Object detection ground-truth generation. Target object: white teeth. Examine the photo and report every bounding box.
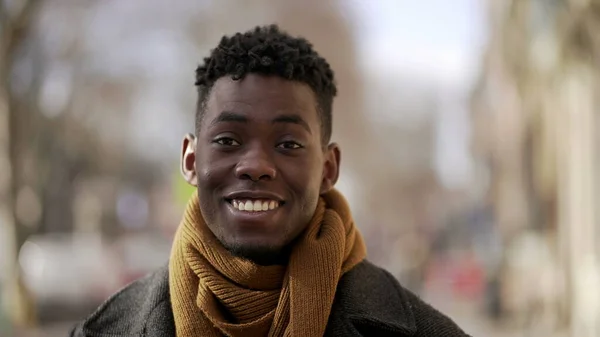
[231,199,280,212]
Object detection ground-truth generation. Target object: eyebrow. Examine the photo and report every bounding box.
[210,111,312,134]
[272,114,312,134]
[209,111,248,127]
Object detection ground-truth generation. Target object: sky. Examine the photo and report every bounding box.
[348,0,488,189]
[350,0,487,87]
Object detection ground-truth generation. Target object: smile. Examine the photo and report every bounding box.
[229,199,281,212]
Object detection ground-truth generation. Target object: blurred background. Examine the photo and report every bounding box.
[1,0,598,336]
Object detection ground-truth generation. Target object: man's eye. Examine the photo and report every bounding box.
[277,141,302,149]
[214,138,240,146]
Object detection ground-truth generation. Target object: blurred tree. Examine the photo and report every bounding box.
[0,0,42,328]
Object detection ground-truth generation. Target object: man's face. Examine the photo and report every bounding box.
[181,74,339,264]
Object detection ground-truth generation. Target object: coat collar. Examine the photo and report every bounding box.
[78,261,416,337]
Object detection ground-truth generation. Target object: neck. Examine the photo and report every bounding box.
[227,244,292,266]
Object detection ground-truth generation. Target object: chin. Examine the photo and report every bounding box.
[222,238,289,265]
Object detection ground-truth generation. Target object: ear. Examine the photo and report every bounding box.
[320,143,341,194]
[180,133,198,186]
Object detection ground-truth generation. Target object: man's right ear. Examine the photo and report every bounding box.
[180,133,198,186]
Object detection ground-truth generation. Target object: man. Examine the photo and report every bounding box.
[71,25,470,337]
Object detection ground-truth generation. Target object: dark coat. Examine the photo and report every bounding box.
[70,260,470,337]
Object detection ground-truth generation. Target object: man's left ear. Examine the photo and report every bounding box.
[320,143,341,194]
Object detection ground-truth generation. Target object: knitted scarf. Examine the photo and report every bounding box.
[168,189,366,337]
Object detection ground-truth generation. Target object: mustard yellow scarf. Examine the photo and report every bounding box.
[168,189,366,336]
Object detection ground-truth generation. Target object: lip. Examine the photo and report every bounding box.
[224,198,284,225]
[224,190,285,203]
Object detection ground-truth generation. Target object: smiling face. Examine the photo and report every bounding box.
[181,74,340,264]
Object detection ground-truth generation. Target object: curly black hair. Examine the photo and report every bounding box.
[195,24,338,144]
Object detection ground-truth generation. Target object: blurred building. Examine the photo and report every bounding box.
[472,0,600,335]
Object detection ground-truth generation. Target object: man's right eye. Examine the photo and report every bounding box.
[213,137,241,146]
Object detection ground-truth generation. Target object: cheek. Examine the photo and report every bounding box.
[196,158,229,221]
[196,153,232,186]
[280,157,323,192]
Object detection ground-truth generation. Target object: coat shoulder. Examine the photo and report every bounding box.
[340,260,470,337]
[70,266,174,337]
[401,284,471,336]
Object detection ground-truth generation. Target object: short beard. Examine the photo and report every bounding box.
[224,242,291,266]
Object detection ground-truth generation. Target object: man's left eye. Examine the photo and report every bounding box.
[277,141,302,149]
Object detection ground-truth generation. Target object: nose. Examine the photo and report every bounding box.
[234,144,277,181]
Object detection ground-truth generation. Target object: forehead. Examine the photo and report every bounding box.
[204,74,319,124]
